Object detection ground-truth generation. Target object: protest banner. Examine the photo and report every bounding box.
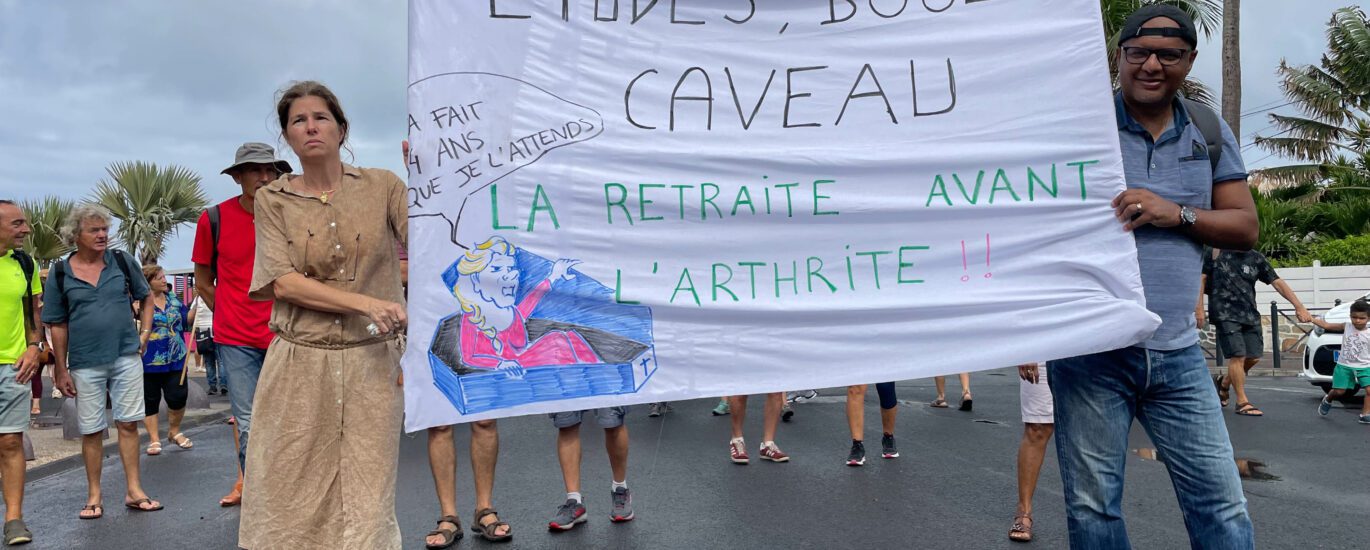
[402,0,1161,429]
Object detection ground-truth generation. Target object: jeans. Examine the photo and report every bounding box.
[1048,344,1253,550]
[203,350,223,391]
[219,344,267,472]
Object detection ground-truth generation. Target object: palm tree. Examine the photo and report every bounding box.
[1253,7,1370,187]
[1100,0,1223,106]
[1221,0,1241,136]
[88,161,208,264]
[17,196,75,268]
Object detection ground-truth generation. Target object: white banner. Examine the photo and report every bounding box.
[402,0,1160,430]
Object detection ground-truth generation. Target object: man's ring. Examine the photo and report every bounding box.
[1133,203,1144,213]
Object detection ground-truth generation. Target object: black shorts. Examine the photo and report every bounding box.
[144,370,189,415]
[1216,321,1263,359]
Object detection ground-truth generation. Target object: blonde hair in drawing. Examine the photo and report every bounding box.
[452,236,516,352]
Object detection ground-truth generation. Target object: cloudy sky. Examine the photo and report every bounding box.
[0,1,1353,270]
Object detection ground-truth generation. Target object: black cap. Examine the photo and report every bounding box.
[1120,4,1198,48]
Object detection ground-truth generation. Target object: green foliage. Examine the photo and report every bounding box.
[1255,7,1370,186]
[88,161,207,264]
[1271,234,1370,268]
[17,196,75,268]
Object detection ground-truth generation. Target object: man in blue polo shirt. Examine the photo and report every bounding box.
[1046,6,1258,549]
[44,205,163,519]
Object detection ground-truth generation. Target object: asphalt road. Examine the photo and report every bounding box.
[13,369,1366,549]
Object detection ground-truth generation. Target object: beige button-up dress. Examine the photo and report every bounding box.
[239,164,407,550]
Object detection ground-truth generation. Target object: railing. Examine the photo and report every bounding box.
[1208,300,1342,369]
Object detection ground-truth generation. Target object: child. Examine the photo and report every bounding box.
[1312,299,1370,423]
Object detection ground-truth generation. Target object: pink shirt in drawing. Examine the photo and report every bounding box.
[458,279,601,369]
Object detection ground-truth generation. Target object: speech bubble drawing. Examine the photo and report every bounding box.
[406,72,605,248]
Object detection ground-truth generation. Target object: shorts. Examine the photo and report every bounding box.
[1332,364,1370,390]
[550,406,627,429]
[144,370,189,415]
[1019,365,1053,424]
[70,354,146,435]
[0,365,31,434]
[1216,321,1263,359]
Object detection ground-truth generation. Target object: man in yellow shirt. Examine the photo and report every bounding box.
[0,200,43,545]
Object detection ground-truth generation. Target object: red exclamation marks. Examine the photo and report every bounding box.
[984,233,992,279]
[961,234,992,282]
[960,240,970,282]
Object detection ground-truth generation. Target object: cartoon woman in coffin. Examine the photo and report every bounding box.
[447,236,602,377]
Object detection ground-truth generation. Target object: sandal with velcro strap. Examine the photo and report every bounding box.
[471,507,513,542]
[425,515,462,549]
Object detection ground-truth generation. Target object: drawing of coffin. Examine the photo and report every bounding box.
[429,317,659,415]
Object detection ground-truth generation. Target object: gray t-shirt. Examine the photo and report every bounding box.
[41,249,150,369]
[1115,94,1248,350]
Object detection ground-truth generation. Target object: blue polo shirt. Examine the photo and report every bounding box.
[1116,94,1248,350]
[41,249,150,369]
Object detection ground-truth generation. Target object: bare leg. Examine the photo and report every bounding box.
[605,425,628,482]
[0,434,24,522]
[880,405,897,435]
[1015,423,1055,517]
[142,415,161,447]
[1226,356,1250,404]
[959,372,971,398]
[167,408,185,440]
[729,396,749,439]
[557,424,582,494]
[426,425,458,547]
[116,421,154,506]
[762,392,782,442]
[470,420,510,536]
[846,385,866,441]
[220,423,243,506]
[81,433,103,510]
[934,377,947,401]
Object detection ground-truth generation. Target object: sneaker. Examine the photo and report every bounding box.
[758,441,789,462]
[846,440,866,466]
[781,402,794,422]
[1318,397,1332,416]
[548,499,587,531]
[712,400,731,416]
[788,389,819,403]
[648,403,663,417]
[729,438,749,464]
[610,487,634,522]
[881,433,899,459]
[1360,414,1370,425]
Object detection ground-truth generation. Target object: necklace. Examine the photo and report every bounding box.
[318,186,340,204]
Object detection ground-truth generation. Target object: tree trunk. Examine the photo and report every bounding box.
[1221,0,1241,138]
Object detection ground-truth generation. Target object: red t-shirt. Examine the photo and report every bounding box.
[192,197,274,349]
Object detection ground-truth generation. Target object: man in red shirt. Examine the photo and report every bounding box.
[191,143,290,507]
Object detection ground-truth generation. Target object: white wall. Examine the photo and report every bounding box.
[1255,264,1370,312]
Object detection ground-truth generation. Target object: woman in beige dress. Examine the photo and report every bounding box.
[239,80,409,549]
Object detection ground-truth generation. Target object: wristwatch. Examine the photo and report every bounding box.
[1178,205,1197,227]
[27,341,45,353]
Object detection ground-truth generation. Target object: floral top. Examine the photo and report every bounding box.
[141,293,189,373]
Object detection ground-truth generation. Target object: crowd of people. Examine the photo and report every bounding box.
[1,6,1366,549]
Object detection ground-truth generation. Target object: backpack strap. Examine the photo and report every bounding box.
[1179,97,1223,175]
[111,249,134,301]
[207,205,221,277]
[12,250,35,336]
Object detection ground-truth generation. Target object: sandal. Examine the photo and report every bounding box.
[1215,375,1230,407]
[78,503,103,520]
[425,515,463,549]
[959,391,973,412]
[124,498,163,512]
[3,518,31,545]
[1234,402,1264,417]
[471,507,513,542]
[145,442,162,456]
[929,398,949,408]
[170,432,193,449]
[1009,514,1033,542]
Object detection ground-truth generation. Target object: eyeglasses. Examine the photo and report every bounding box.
[1121,46,1190,67]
